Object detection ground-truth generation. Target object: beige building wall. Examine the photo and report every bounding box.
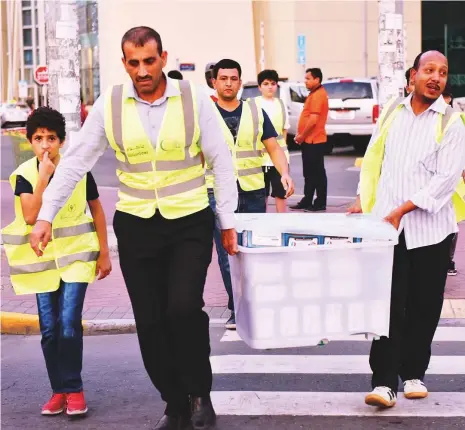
[98,0,258,90]
[253,0,422,82]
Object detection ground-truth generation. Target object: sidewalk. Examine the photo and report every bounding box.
[1,185,464,325]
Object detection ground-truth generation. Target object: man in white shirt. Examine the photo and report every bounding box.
[254,69,291,212]
[348,51,465,408]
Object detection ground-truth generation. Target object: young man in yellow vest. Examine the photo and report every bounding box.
[254,69,290,213]
[29,27,238,430]
[2,107,112,416]
[348,51,465,409]
[206,59,294,330]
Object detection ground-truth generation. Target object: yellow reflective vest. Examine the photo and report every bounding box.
[360,96,465,222]
[206,99,265,191]
[103,80,208,219]
[2,157,100,295]
[253,96,290,165]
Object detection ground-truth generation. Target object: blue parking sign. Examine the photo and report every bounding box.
[297,35,306,65]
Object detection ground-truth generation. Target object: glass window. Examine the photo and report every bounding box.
[289,86,309,103]
[24,49,33,66]
[323,82,373,100]
[22,10,32,26]
[22,1,31,7]
[23,29,32,47]
[24,68,33,83]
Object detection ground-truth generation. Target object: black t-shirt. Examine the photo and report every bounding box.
[215,101,278,142]
[14,161,99,201]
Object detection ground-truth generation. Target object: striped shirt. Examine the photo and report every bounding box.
[361,94,465,250]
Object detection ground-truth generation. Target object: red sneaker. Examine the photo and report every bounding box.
[66,392,88,416]
[41,393,66,415]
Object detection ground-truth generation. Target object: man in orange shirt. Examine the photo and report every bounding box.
[292,68,329,211]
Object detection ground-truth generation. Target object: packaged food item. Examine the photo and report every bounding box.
[241,230,283,248]
[323,236,353,245]
[283,233,323,247]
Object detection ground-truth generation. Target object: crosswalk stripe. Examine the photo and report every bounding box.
[210,391,465,417]
[211,354,465,374]
[220,326,465,343]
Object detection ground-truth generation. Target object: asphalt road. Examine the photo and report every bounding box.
[0,134,360,202]
[2,328,465,430]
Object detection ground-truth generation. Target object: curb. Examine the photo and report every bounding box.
[354,157,364,168]
[0,312,228,336]
[0,312,136,336]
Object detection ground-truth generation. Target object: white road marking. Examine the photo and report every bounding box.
[211,391,465,417]
[210,354,465,375]
[221,326,465,343]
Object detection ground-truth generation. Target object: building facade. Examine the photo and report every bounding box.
[3,1,464,104]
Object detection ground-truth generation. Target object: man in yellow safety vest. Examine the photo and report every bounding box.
[205,59,294,330]
[348,51,465,409]
[29,27,238,430]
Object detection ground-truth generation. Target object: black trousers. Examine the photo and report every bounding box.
[301,142,327,207]
[370,232,453,393]
[113,207,214,414]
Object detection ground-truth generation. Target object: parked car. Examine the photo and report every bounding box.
[322,77,379,154]
[239,81,309,150]
[0,101,30,129]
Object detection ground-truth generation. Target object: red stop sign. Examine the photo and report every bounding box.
[34,65,49,85]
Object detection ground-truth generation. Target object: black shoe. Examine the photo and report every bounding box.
[155,414,192,430]
[225,312,236,330]
[305,205,326,212]
[290,200,311,210]
[190,396,216,430]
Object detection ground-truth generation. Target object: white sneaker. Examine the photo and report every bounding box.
[403,379,428,399]
[365,386,397,408]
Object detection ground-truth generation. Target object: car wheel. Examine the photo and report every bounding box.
[353,139,368,155]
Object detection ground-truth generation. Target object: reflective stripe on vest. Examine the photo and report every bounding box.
[360,98,465,222]
[206,100,264,191]
[254,97,289,165]
[104,79,208,219]
[1,157,100,295]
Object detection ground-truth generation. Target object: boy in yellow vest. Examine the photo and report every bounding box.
[2,107,112,416]
[254,69,290,213]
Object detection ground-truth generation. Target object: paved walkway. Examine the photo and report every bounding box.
[1,186,464,320]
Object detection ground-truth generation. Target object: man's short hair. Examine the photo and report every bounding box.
[167,70,183,80]
[26,107,66,143]
[121,26,163,57]
[405,67,413,83]
[257,69,279,86]
[306,67,323,83]
[212,59,242,79]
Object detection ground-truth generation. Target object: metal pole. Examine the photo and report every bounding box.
[37,0,47,106]
[378,0,405,109]
[45,0,81,135]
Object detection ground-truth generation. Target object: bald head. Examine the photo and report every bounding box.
[411,50,448,104]
[414,51,448,70]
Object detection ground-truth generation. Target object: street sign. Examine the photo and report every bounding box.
[179,63,195,71]
[18,80,28,98]
[297,35,306,65]
[34,65,49,85]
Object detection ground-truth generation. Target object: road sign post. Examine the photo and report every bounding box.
[297,34,306,78]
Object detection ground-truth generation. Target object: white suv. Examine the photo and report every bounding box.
[239,81,309,150]
[322,78,379,154]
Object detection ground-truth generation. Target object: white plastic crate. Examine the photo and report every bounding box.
[229,213,398,349]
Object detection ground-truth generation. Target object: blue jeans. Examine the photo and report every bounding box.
[208,190,234,311]
[208,187,266,311]
[237,188,267,213]
[36,280,88,393]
